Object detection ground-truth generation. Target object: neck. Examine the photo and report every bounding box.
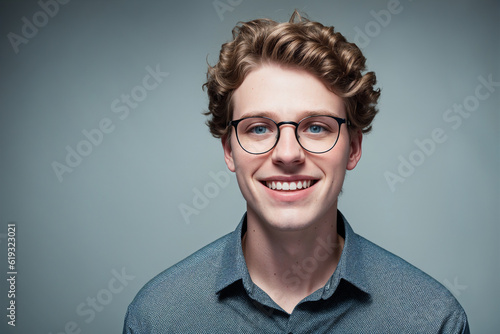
[242,211,344,313]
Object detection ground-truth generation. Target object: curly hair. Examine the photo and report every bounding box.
[203,10,380,138]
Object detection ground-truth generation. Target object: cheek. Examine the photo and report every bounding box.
[335,138,352,167]
[231,150,252,182]
[232,151,268,190]
[316,145,350,173]
[232,160,259,204]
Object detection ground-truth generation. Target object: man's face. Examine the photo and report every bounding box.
[223,64,362,231]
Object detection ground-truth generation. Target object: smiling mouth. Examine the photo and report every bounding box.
[264,180,316,191]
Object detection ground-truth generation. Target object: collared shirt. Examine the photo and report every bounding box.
[123,211,470,333]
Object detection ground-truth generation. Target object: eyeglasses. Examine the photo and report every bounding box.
[229,115,349,155]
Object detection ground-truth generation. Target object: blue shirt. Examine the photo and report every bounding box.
[123,211,470,333]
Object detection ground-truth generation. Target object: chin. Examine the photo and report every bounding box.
[263,211,320,232]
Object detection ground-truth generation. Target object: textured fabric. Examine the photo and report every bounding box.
[123,211,470,333]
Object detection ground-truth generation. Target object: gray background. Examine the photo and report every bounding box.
[1,0,498,332]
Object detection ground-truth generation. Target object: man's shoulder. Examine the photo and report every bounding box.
[356,234,450,292]
[352,234,469,332]
[129,232,231,310]
[123,232,235,333]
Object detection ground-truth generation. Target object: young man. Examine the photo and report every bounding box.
[123,11,470,333]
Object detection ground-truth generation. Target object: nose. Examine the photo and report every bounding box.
[271,125,305,166]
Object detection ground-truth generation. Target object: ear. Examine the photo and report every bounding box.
[346,130,362,171]
[222,134,236,172]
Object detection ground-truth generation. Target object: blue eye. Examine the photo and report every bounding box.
[308,125,324,133]
[251,126,268,134]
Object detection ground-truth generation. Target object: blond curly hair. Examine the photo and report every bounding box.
[204,10,380,138]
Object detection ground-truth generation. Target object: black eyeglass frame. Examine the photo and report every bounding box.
[229,115,350,155]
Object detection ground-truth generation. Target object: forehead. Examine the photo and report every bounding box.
[232,64,345,120]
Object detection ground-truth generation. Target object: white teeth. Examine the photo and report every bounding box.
[265,180,313,191]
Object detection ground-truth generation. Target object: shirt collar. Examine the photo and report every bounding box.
[215,211,371,297]
[333,210,370,295]
[215,213,250,294]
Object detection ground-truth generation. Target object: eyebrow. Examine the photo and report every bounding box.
[238,110,342,120]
